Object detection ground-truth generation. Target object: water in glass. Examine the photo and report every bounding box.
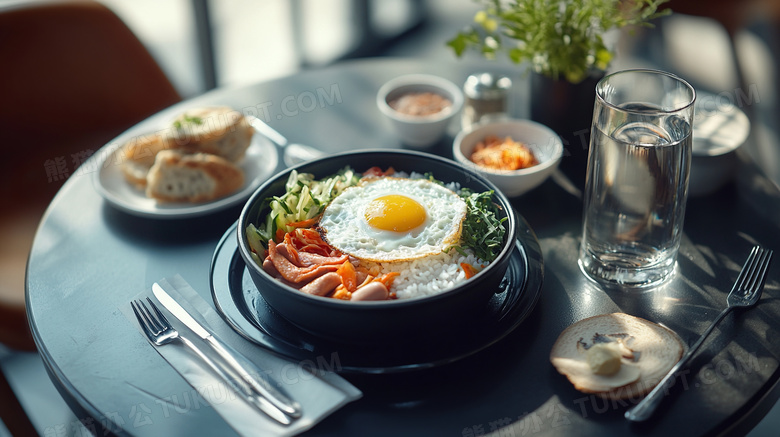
[579,103,692,287]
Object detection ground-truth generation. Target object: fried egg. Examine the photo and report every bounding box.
[318,177,467,262]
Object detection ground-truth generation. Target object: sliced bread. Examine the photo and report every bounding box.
[550,313,684,400]
[145,150,244,203]
[118,133,172,189]
[167,106,254,162]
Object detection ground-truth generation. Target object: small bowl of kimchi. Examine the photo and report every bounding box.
[453,119,563,197]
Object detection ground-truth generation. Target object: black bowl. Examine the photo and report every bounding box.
[237,149,517,345]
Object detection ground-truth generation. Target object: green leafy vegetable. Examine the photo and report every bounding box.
[456,188,507,262]
[447,0,671,83]
[173,114,204,130]
[422,173,508,262]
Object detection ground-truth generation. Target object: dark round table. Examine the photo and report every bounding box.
[26,57,780,436]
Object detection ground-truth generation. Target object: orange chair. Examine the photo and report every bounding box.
[0,1,181,433]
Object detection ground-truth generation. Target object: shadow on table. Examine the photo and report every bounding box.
[101,202,243,247]
[320,302,553,435]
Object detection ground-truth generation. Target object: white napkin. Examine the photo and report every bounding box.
[122,275,361,436]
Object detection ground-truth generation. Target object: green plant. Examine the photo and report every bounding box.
[447,0,670,83]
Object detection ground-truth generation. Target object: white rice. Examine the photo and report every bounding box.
[365,249,486,300]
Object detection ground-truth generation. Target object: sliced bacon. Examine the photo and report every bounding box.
[262,258,303,289]
[262,258,278,277]
[293,228,322,242]
[276,238,347,268]
[287,228,338,257]
[267,240,340,283]
[275,243,300,266]
[266,229,398,299]
[297,252,348,267]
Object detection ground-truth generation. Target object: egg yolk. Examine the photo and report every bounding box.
[364,195,426,232]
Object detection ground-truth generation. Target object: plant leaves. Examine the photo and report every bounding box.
[447,0,671,82]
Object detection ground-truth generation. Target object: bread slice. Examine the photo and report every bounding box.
[118,133,173,189]
[168,106,254,162]
[146,150,244,203]
[550,313,684,400]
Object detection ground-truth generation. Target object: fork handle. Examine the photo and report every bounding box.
[625,306,733,422]
[177,336,295,426]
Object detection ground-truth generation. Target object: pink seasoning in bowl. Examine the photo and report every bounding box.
[389,92,452,117]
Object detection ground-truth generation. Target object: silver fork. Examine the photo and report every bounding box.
[625,245,773,422]
[131,298,297,425]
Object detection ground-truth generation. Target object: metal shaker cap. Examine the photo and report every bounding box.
[463,72,512,100]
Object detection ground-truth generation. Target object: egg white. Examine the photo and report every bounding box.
[319,177,467,262]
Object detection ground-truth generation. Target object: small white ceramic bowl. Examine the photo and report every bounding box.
[688,93,750,197]
[377,74,464,148]
[453,119,563,197]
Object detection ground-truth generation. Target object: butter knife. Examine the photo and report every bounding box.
[152,282,302,420]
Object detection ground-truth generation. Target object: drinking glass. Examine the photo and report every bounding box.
[578,69,696,288]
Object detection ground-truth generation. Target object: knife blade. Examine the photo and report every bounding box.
[152,282,302,419]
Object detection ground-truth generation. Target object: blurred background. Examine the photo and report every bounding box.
[91,0,780,103]
[97,0,483,98]
[87,0,780,193]
[1,0,779,435]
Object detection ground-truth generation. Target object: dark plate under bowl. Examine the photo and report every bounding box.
[211,217,543,373]
[236,149,517,345]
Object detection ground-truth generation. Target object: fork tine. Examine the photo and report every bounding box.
[747,249,766,291]
[131,300,155,338]
[743,247,764,291]
[735,246,760,291]
[138,299,162,333]
[145,297,172,328]
[745,248,765,292]
[749,249,773,292]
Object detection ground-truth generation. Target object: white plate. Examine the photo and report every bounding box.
[93,131,279,219]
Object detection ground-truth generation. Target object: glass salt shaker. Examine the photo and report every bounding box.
[462,72,512,130]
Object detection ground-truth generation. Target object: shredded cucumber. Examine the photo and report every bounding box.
[245,224,265,256]
[248,167,359,249]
